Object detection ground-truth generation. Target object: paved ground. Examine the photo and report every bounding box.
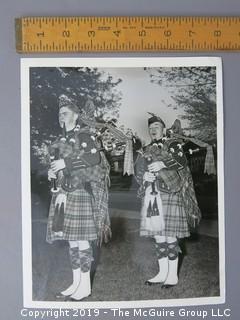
[32,214,220,302]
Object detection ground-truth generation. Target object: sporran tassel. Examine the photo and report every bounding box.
[147,201,152,217]
[152,197,159,216]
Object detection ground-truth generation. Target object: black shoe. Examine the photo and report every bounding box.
[161,284,176,289]
[66,294,91,302]
[55,292,70,300]
[68,297,80,302]
[145,280,163,286]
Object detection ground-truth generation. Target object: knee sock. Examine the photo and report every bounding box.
[61,245,81,296]
[71,243,93,300]
[164,240,181,285]
[147,241,168,283]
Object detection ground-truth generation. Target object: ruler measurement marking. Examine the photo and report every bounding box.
[16,16,240,53]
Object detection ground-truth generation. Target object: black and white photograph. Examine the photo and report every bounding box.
[21,57,224,308]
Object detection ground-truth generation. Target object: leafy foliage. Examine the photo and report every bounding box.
[30,67,122,170]
[30,67,122,147]
[145,67,217,142]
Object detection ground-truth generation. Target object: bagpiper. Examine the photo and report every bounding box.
[46,95,110,301]
[135,114,201,288]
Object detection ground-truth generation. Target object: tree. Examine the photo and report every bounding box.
[145,67,217,142]
[30,67,122,169]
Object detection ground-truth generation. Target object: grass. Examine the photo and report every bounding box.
[32,217,219,302]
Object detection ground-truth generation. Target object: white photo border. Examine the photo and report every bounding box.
[21,57,225,309]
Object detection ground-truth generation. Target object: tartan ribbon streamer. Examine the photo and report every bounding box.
[204,146,216,175]
[174,134,216,176]
[123,139,134,175]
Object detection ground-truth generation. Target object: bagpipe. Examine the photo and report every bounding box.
[48,118,129,233]
[144,117,215,173]
[140,118,213,226]
[48,118,130,194]
[78,114,135,175]
[166,119,216,175]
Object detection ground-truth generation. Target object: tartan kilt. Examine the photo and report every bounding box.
[140,190,190,238]
[46,187,98,243]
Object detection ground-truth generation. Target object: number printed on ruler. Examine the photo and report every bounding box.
[15,16,240,52]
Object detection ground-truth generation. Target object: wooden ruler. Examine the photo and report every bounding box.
[15,16,240,53]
